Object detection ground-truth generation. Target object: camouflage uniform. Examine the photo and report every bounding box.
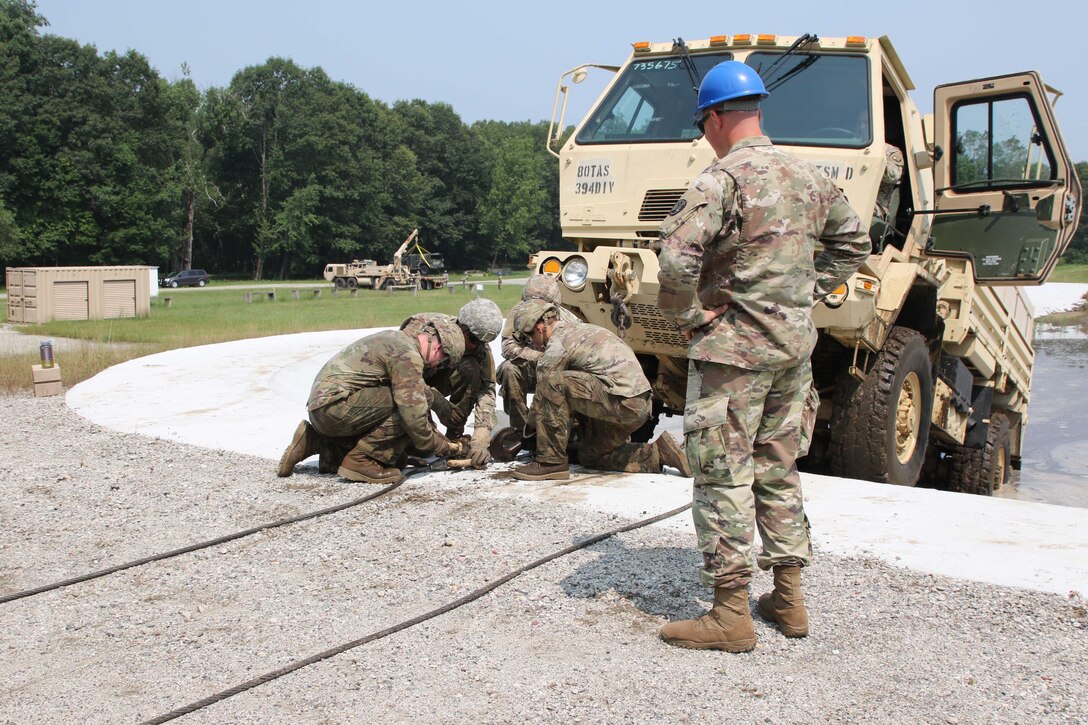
[658,135,869,588]
[306,329,460,467]
[525,306,661,473]
[405,312,497,444]
[875,144,905,223]
[498,274,579,435]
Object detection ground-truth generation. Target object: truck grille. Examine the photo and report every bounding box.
[638,189,686,222]
[630,302,687,348]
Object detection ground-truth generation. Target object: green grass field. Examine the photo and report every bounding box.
[1,284,525,392]
[1049,263,1088,283]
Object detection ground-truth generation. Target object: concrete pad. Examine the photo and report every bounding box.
[66,323,1088,598]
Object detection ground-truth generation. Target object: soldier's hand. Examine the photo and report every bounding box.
[443,439,463,457]
[686,305,729,340]
[468,441,491,468]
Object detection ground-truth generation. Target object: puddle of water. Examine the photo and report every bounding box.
[1001,329,1088,509]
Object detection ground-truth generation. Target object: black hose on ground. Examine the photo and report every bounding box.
[143,499,693,724]
[0,473,418,605]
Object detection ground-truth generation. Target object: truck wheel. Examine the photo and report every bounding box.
[334,277,347,289]
[947,412,1011,496]
[381,279,392,290]
[829,326,933,486]
[347,277,358,289]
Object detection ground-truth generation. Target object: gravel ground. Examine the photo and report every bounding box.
[1,392,1086,724]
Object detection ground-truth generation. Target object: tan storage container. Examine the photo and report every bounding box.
[4,266,152,324]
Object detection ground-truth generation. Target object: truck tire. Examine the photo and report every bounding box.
[947,412,1011,496]
[334,277,347,289]
[829,326,933,486]
[347,277,358,289]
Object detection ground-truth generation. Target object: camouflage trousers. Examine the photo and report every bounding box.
[496,358,535,435]
[684,359,813,589]
[427,356,483,439]
[536,370,659,473]
[308,386,411,468]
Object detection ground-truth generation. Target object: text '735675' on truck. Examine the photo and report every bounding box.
[532,34,1081,495]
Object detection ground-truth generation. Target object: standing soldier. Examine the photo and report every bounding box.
[656,61,870,651]
[277,316,466,482]
[408,298,504,468]
[509,300,691,481]
[497,273,580,444]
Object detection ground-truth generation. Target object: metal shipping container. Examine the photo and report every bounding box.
[5,266,153,324]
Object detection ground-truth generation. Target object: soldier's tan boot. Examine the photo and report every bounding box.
[337,449,402,484]
[277,420,320,477]
[659,586,756,652]
[653,432,693,477]
[757,565,809,638]
[511,461,570,481]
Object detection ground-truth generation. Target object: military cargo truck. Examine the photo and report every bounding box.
[532,34,1081,494]
[323,229,447,290]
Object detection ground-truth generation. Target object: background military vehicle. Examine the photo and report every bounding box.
[532,34,1081,494]
[323,229,447,290]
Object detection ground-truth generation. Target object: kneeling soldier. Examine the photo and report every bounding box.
[278,316,466,482]
[509,300,691,481]
[408,298,504,468]
[497,273,580,443]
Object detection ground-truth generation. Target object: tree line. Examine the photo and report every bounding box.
[2,0,1086,281]
[0,0,563,280]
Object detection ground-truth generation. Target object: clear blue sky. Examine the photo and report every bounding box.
[32,0,1088,162]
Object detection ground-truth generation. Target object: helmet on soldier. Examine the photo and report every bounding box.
[511,299,556,338]
[428,315,465,367]
[695,60,768,115]
[522,273,561,305]
[457,298,503,343]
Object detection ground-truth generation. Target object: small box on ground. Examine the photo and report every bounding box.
[34,380,63,397]
[31,364,63,397]
[32,364,62,383]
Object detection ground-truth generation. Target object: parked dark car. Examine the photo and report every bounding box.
[161,269,209,288]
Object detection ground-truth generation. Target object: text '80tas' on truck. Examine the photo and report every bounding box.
[532,34,1081,495]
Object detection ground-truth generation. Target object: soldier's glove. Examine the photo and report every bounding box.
[467,441,491,469]
[442,439,463,457]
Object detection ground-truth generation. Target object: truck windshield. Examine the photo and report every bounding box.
[576,53,732,144]
[576,50,870,148]
[750,51,871,148]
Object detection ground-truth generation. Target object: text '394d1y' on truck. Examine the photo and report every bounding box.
[532,34,1081,495]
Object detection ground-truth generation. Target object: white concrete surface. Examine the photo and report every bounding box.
[1025,282,1088,314]
[67,323,1088,598]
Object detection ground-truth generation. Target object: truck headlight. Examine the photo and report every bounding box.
[561,257,589,290]
[824,283,849,308]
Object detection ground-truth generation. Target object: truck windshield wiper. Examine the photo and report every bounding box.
[756,33,820,92]
[672,37,701,96]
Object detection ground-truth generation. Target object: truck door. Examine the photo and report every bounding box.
[929,72,1080,284]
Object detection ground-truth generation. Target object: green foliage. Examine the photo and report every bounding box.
[0,0,189,269]
[0,2,568,280]
[1059,161,1088,264]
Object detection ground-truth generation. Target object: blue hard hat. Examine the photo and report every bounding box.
[695,60,769,114]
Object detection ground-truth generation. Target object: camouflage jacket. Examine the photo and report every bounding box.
[411,312,498,433]
[538,319,651,398]
[657,135,870,370]
[501,304,580,364]
[306,329,447,453]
